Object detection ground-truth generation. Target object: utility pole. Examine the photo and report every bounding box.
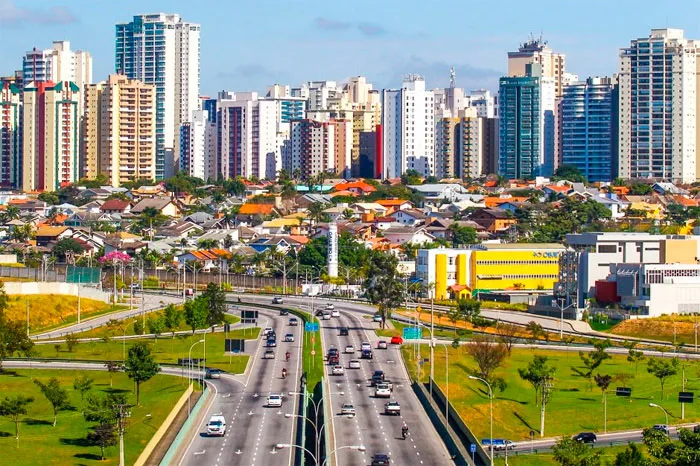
[114,403,131,466]
[77,275,81,324]
[682,366,686,420]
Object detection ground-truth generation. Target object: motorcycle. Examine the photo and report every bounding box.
[282,369,287,379]
[401,426,408,440]
[285,352,290,362]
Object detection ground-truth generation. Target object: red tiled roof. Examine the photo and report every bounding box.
[330,190,359,198]
[376,199,411,207]
[544,185,572,193]
[238,203,276,215]
[100,199,130,211]
[287,235,310,245]
[333,181,377,193]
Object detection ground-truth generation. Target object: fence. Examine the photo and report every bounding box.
[0,265,64,281]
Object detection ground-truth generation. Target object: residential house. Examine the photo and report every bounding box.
[653,182,688,196]
[407,184,467,202]
[183,212,214,225]
[332,180,377,196]
[155,221,203,241]
[131,197,183,217]
[542,184,573,197]
[194,229,240,249]
[100,199,132,215]
[248,235,309,253]
[35,226,74,247]
[176,249,231,271]
[375,199,414,215]
[382,225,434,245]
[349,202,388,217]
[237,203,281,225]
[469,208,517,233]
[390,208,428,226]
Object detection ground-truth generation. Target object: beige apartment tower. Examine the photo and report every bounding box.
[83,74,156,186]
[508,37,566,96]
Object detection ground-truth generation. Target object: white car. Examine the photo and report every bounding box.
[322,313,331,320]
[377,341,388,350]
[348,359,361,369]
[325,303,335,310]
[340,404,356,416]
[344,345,354,354]
[284,334,295,342]
[331,310,340,318]
[375,384,391,398]
[262,327,274,337]
[272,296,284,304]
[267,394,283,407]
[361,342,372,352]
[206,415,226,436]
[331,365,345,375]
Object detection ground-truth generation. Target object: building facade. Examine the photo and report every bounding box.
[180,109,216,180]
[22,81,81,191]
[0,83,22,188]
[22,41,92,100]
[508,37,566,96]
[382,75,435,178]
[115,13,200,179]
[618,28,700,183]
[560,77,616,182]
[288,119,336,178]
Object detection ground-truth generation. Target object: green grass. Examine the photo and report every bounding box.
[405,346,700,441]
[376,318,471,340]
[291,309,323,391]
[494,444,636,465]
[588,316,621,332]
[29,330,256,374]
[0,369,185,465]
[49,312,241,341]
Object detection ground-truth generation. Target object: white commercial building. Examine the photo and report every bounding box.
[116,13,200,179]
[382,75,435,178]
[618,28,700,183]
[180,109,216,180]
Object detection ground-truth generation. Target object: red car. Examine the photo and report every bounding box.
[390,336,403,345]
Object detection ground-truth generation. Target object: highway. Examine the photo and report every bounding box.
[179,307,302,466]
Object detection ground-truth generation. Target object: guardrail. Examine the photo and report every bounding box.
[158,384,212,466]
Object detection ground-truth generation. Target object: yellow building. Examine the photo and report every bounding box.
[416,244,565,300]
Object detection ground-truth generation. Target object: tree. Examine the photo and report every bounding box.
[202,282,227,326]
[0,395,34,439]
[401,169,423,185]
[553,165,587,183]
[448,224,477,247]
[37,191,60,205]
[647,357,679,400]
[52,238,85,261]
[465,336,508,391]
[457,298,481,324]
[447,307,460,334]
[184,296,209,334]
[572,339,611,390]
[133,319,144,336]
[627,348,645,374]
[306,202,329,224]
[73,375,94,403]
[362,251,404,329]
[642,427,700,466]
[496,323,519,355]
[613,443,645,466]
[124,342,160,405]
[629,183,653,195]
[518,355,556,437]
[34,377,70,427]
[87,422,118,460]
[552,436,602,466]
[526,321,545,342]
[65,332,79,352]
[147,316,164,337]
[162,304,182,338]
[104,361,120,387]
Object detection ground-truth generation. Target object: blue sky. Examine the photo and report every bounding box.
[2,0,699,94]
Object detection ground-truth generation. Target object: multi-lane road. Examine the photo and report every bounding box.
[179,307,303,466]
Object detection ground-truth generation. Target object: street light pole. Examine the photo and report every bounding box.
[649,403,669,426]
[470,376,494,466]
[188,339,205,414]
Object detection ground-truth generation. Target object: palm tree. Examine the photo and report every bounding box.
[307,202,327,225]
[5,205,21,221]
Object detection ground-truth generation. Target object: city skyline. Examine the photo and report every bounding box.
[3,0,700,93]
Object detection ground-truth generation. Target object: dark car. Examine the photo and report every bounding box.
[315,309,325,317]
[573,432,597,444]
[361,349,373,360]
[652,424,669,435]
[371,453,390,466]
[694,424,700,434]
[339,327,349,336]
[279,309,289,316]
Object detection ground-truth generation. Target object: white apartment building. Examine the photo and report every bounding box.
[22,41,92,93]
[116,14,201,180]
[618,28,700,183]
[508,37,566,96]
[180,109,216,180]
[382,75,435,178]
[466,90,498,118]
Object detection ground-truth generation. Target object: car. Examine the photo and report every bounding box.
[372,314,383,323]
[377,341,388,349]
[262,327,274,337]
[361,349,373,360]
[375,384,391,398]
[272,296,284,304]
[267,394,283,407]
[327,348,339,358]
[331,310,340,318]
[325,303,335,310]
[694,424,700,434]
[361,342,372,352]
[284,334,295,342]
[390,336,403,345]
[340,404,356,416]
[652,424,670,435]
[348,359,361,369]
[331,365,345,375]
[206,415,226,436]
[573,432,597,444]
[322,312,331,320]
[279,309,289,316]
[371,454,390,466]
[344,345,354,354]
[339,327,349,336]
[372,370,385,382]
[482,439,515,451]
[384,401,400,415]
[266,338,277,347]
[289,317,298,326]
[263,350,275,359]
[315,309,325,317]
[205,368,223,379]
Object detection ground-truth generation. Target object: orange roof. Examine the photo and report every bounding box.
[544,184,572,193]
[333,181,377,193]
[484,180,498,188]
[238,203,276,215]
[376,199,411,207]
[612,186,630,195]
[673,195,698,207]
[287,235,310,245]
[330,190,359,198]
[8,199,29,205]
[484,196,528,208]
[35,226,68,237]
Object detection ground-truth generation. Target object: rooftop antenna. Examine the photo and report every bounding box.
[449,67,456,89]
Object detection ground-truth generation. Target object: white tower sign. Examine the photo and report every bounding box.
[327,222,338,278]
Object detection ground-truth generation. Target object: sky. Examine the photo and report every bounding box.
[2,0,700,95]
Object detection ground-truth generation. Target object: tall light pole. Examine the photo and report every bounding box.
[188,339,205,414]
[470,376,494,466]
[649,403,669,426]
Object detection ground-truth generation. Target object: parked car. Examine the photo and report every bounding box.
[573,432,597,444]
[652,425,669,435]
[384,401,401,415]
[344,345,354,354]
[341,404,356,416]
[371,454,390,466]
[206,415,226,436]
[339,327,349,336]
[481,439,515,451]
[289,317,298,326]
[331,365,345,375]
[284,334,295,342]
[390,336,403,345]
[267,394,283,407]
[272,296,284,304]
[348,359,361,369]
[263,350,275,359]
[372,314,382,323]
[374,384,391,398]
[377,341,388,349]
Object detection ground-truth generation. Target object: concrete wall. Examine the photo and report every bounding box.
[4,282,111,303]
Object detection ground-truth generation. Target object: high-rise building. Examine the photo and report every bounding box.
[180,109,216,180]
[22,81,81,191]
[288,119,336,178]
[357,127,382,179]
[83,74,157,186]
[382,75,435,178]
[22,41,92,96]
[217,92,278,180]
[560,77,616,182]
[618,28,700,183]
[508,37,566,96]
[115,13,201,179]
[0,83,22,188]
[498,64,556,179]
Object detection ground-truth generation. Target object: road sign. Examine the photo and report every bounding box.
[679,391,694,403]
[305,322,319,332]
[416,306,422,313]
[402,327,422,340]
[470,444,476,453]
[311,350,316,356]
[616,387,632,397]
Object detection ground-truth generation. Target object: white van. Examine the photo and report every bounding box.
[207,415,226,436]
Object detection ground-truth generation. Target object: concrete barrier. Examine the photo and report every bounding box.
[133,384,193,466]
[4,282,111,303]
